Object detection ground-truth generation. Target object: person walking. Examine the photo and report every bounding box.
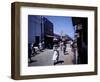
[28,43,33,63]
[31,42,37,56]
[60,41,63,51]
[39,41,43,52]
[63,41,66,55]
[52,46,59,65]
[42,41,45,50]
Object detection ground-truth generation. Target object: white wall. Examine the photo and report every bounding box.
[0,0,100,82]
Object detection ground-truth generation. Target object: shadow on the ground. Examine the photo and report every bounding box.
[54,60,64,65]
[29,60,37,63]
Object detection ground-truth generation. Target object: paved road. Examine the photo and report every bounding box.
[28,47,75,66]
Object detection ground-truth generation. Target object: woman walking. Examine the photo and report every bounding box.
[52,46,59,65]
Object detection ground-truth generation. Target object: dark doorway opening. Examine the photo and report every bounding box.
[35,36,40,46]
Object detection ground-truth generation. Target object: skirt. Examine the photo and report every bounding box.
[52,51,58,60]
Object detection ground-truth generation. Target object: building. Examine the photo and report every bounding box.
[72,17,88,64]
[28,15,43,45]
[43,17,54,49]
[28,15,54,49]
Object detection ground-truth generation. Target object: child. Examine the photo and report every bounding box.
[52,46,59,65]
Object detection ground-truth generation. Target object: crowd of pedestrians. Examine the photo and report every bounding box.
[52,40,73,65]
[28,39,78,65]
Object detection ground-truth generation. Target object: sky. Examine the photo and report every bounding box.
[44,16,75,39]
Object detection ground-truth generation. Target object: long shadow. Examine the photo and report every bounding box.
[31,50,44,57]
[29,60,37,63]
[54,60,64,65]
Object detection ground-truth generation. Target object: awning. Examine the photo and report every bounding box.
[46,35,54,38]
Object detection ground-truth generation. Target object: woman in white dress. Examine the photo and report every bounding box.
[52,46,59,65]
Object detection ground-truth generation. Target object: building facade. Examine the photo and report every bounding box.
[72,17,88,64]
[28,15,54,49]
[28,15,43,45]
[43,17,54,49]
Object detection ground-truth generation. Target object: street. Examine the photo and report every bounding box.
[28,46,75,66]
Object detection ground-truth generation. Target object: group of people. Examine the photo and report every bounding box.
[28,41,45,63]
[28,39,77,65]
[52,40,72,65]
